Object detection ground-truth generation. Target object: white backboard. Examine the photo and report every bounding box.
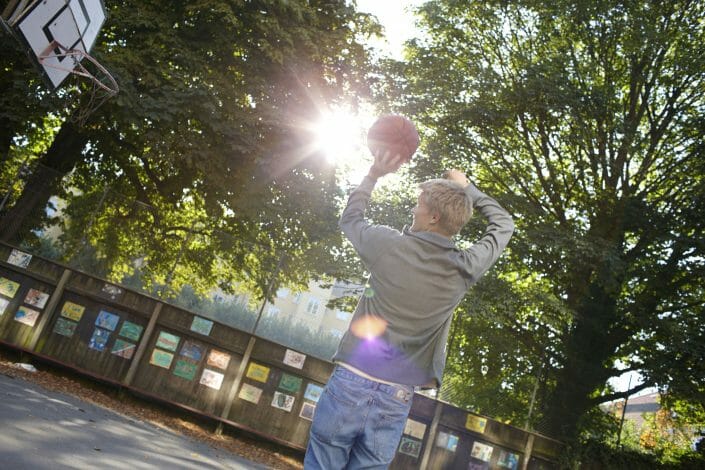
[12,0,106,89]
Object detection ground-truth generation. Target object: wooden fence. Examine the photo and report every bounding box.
[0,242,562,469]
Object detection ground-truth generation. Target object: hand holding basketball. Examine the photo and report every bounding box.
[367,115,420,163]
[368,151,404,180]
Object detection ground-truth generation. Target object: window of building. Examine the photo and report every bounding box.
[306,297,320,315]
[335,310,351,321]
[293,292,302,304]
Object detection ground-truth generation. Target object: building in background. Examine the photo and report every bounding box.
[608,392,661,430]
[262,279,361,339]
[624,393,661,428]
[604,392,704,452]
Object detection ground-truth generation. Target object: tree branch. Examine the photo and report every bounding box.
[590,381,655,406]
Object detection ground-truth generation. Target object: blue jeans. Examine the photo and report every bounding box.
[304,366,414,469]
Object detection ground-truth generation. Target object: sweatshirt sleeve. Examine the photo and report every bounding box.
[461,183,515,285]
[339,176,400,269]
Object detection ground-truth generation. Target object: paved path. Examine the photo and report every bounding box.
[0,372,266,469]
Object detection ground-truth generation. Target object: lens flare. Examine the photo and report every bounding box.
[308,104,379,185]
[350,315,387,340]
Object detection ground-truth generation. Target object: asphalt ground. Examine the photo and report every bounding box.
[0,372,267,469]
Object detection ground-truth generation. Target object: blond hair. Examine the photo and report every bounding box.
[418,179,473,236]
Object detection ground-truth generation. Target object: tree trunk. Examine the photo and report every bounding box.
[0,121,88,242]
[542,259,625,439]
[0,124,12,162]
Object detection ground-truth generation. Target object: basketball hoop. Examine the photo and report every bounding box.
[38,40,118,126]
[3,0,115,125]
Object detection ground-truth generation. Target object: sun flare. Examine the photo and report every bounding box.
[311,106,377,183]
[314,112,363,163]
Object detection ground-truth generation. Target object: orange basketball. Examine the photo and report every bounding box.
[367,115,420,162]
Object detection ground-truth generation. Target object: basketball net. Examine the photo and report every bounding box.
[38,40,118,126]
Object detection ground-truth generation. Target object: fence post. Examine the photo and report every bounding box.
[215,252,284,435]
[525,360,544,429]
[214,335,257,435]
[27,268,71,352]
[418,399,444,470]
[122,302,163,387]
[520,433,535,470]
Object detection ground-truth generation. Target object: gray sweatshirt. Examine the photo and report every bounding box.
[332,175,514,387]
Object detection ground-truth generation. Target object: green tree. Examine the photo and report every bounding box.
[0,29,63,162]
[641,398,705,462]
[1,0,381,297]
[382,0,705,440]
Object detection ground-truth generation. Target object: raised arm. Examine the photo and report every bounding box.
[339,152,404,267]
[447,169,515,284]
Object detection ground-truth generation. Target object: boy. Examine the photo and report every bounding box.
[304,152,514,469]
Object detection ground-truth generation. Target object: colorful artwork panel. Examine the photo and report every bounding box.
[435,431,448,448]
[190,316,213,336]
[0,277,20,298]
[398,437,422,458]
[7,249,31,268]
[155,331,180,351]
[0,297,10,316]
[238,383,263,404]
[60,301,85,321]
[283,349,306,369]
[403,419,427,440]
[150,349,174,369]
[299,402,316,421]
[111,339,136,359]
[466,415,487,434]
[303,383,324,403]
[173,359,198,381]
[278,373,303,393]
[53,317,78,337]
[447,434,459,452]
[200,369,224,390]
[118,321,143,341]
[88,327,110,351]
[271,391,295,412]
[14,306,40,327]
[436,431,459,452]
[24,289,49,309]
[179,340,204,361]
[470,441,494,462]
[95,310,120,331]
[206,349,231,370]
[497,450,520,470]
[245,362,270,383]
